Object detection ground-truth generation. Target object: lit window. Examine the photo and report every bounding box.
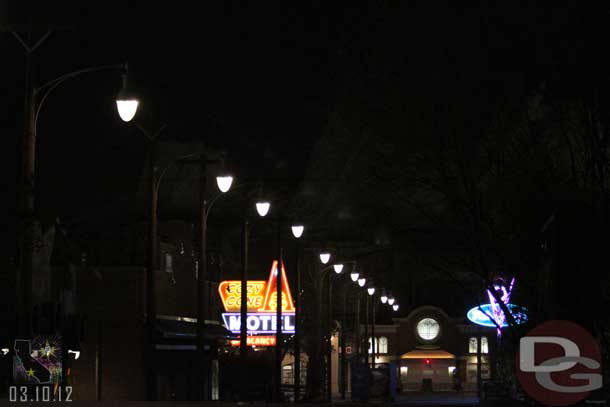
[378,337,388,354]
[448,366,456,376]
[481,336,489,354]
[164,253,173,274]
[367,337,378,353]
[469,337,478,353]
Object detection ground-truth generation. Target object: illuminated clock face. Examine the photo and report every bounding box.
[416,318,440,341]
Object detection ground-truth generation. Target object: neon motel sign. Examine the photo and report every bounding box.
[219,260,295,335]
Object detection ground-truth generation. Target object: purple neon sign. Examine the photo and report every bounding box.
[467,277,526,335]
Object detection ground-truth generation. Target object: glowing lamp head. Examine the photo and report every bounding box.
[116,73,139,122]
[319,252,331,264]
[291,225,304,239]
[380,295,388,304]
[367,287,375,296]
[350,272,359,282]
[393,304,399,311]
[333,264,344,274]
[388,297,395,306]
[116,99,139,122]
[256,201,271,217]
[357,278,366,287]
[215,175,233,193]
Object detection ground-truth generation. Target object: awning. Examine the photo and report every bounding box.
[400,350,455,359]
[154,316,231,340]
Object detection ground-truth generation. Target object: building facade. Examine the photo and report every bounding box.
[364,305,495,392]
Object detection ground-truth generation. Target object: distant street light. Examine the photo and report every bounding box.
[350,271,359,282]
[291,225,304,238]
[256,201,271,217]
[319,252,331,264]
[367,287,375,296]
[388,297,395,306]
[380,295,388,304]
[333,264,344,274]
[357,278,366,287]
[215,175,234,193]
[393,304,399,311]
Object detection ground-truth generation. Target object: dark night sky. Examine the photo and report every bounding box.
[2,2,609,245]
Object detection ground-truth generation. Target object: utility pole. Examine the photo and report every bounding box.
[10,23,55,338]
[273,223,283,402]
[198,155,209,401]
[146,137,158,400]
[327,273,332,402]
[239,218,249,401]
[293,241,301,401]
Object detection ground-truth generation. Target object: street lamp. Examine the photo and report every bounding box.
[357,277,366,287]
[350,271,359,282]
[333,264,344,274]
[380,294,388,304]
[319,252,331,264]
[116,71,139,122]
[215,175,234,193]
[393,304,399,311]
[291,225,304,238]
[256,201,271,217]
[388,297,395,306]
[367,287,375,296]
[9,50,136,339]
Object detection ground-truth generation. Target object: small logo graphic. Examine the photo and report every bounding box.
[517,320,602,406]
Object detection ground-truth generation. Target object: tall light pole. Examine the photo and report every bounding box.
[291,225,304,401]
[8,25,137,339]
[128,123,165,401]
[195,156,233,401]
[367,286,376,369]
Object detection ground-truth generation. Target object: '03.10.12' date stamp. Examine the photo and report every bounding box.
[9,385,73,403]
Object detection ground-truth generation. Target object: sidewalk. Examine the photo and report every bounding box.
[392,392,479,406]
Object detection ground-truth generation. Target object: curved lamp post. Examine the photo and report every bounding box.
[10,26,138,341]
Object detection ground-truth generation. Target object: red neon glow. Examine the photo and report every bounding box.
[229,336,277,347]
[258,260,295,312]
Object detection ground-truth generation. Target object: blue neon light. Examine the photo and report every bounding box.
[466,303,528,328]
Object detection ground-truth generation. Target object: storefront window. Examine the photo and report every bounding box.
[282,364,293,385]
[378,337,388,353]
[469,337,478,353]
[481,336,489,353]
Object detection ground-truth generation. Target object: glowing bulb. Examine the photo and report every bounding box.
[1,348,8,356]
[388,297,395,306]
[367,287,375,295]
[350,272,359,282]
[333,264,344,274]
[393,304,399,311]
[291,225,304,238]
[319,253,331,264]
[116,99,139,122]
[216,176,233,193]
[358,278,366,287]
[380,295,388,304]
[256,201,270,217]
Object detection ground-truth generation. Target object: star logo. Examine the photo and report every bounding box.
[26,367,36,377]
